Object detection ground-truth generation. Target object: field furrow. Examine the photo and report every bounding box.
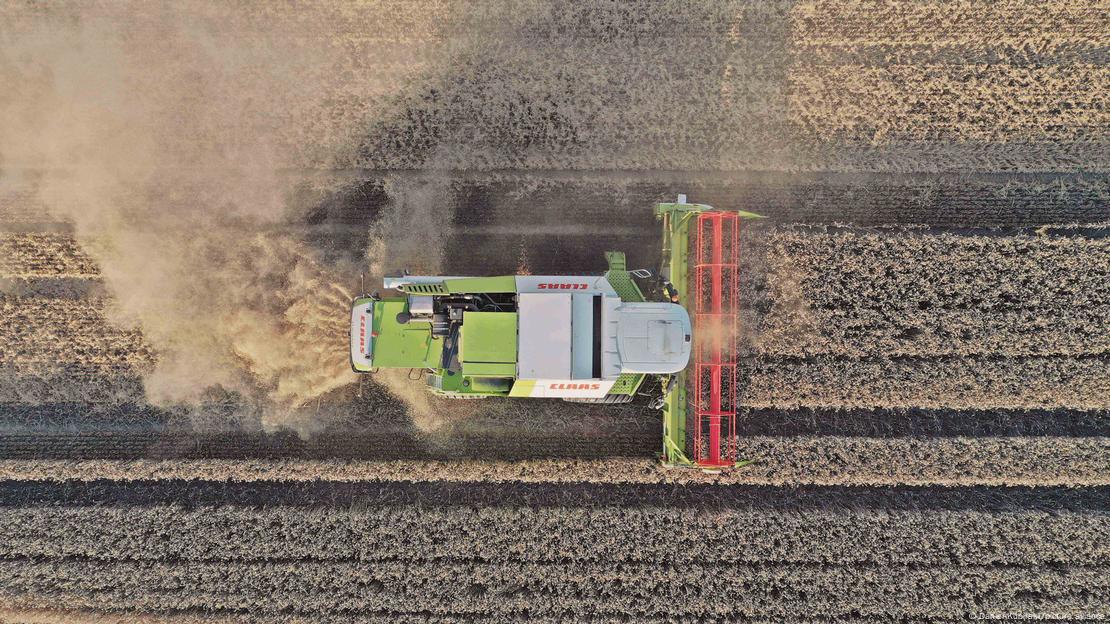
[0,434,1105,486]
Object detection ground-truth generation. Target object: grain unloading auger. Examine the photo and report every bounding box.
[350,195,763,469]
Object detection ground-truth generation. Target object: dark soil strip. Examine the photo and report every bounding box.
[736,407,1110,438]
[1,402,1106,465]
[0,429,660,461]
[1,480,1106,512]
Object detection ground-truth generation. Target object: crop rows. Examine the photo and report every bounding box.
[0,296,152,374]
[6,0,1076,174]
[726,0,1110,172]
[1,610,549,624]
[742,353,1109,410]
[0,433,1105,486]
[730,435,1109,486]
[746,228,1110,358]
[0,179,58,231]
[2,610,690,624]
[1,0,1105,185]
[0,477,1103,620]
[792,0,1109,42]
[0,372,145,405]
[0,234,97,278]
[734,227,1110,410]
[3,501,1106,566]
[4,558,1105,620]
[0,0,1106,621]
[786,64,1109,145]
[0,290,150,403]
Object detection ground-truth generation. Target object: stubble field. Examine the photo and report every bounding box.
[0,0,1107,621]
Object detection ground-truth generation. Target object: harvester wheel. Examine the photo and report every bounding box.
[563,393,635,405]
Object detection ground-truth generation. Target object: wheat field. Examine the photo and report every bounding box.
[0,0,1107,620]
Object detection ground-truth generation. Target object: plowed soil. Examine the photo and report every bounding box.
[0,0,1107,621]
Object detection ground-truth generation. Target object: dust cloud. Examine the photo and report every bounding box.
[694,314,738,355]
[0,3,454,430]
[368,174,454,279]
[364,171,472,433]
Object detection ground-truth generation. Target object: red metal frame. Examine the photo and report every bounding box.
[692,212,739,467]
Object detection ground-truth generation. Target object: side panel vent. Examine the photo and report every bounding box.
[402,282,448,295]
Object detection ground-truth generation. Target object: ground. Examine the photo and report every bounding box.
[0,1,1107,621]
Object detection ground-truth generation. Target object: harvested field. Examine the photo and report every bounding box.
[1,0,1108,620]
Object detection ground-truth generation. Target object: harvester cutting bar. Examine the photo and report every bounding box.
[692,212,740,467]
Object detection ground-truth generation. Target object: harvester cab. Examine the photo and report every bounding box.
[350,196,764,468]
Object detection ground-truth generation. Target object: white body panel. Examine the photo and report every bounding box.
[600,296,624,380]
[350,300,374,372]
[570,293,595,379]
[517,293,573,379]
[515,275,618,296]
[614,303,691,373]
[520,379,615,399]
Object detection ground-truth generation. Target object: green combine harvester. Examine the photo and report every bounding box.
[351,196,763,468]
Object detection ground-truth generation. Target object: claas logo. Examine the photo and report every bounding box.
[538,283,589,290]
[550,383,601,390]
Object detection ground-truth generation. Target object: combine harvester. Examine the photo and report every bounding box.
[350,196,763,469]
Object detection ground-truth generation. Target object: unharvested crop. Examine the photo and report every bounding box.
[0,234,97,278]
[738,226,1110,410]
[747,228,1110,359]
[0,482,1106,620]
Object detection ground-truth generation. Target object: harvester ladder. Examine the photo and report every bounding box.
[692,212,739,467]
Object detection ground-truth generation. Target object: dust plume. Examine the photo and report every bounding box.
[368,174,454,278]
[365,171,484,433]
[0,3,453,429]
[372,368,441,432]
[694,314,738,355]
